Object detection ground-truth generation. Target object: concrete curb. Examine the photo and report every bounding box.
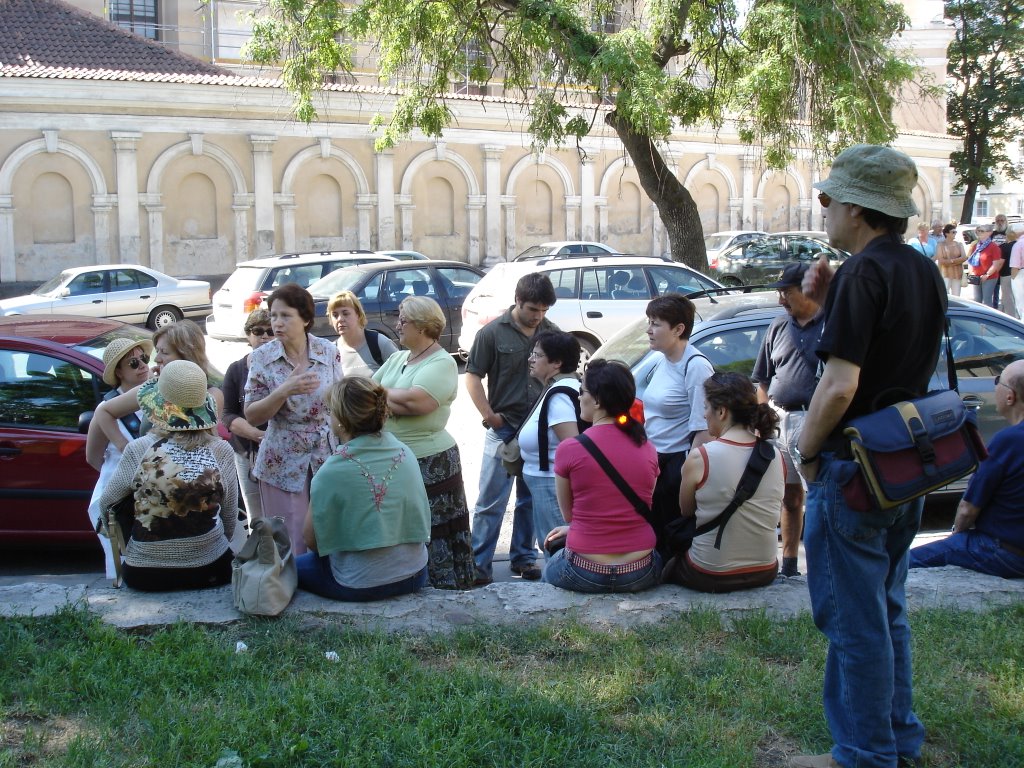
[2,567,1021,633]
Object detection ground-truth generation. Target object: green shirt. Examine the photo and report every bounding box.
[373,349,458,458]
[310,432,430,555]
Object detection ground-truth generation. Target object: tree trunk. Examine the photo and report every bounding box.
[960,181,977,224]
[605,111,707,271]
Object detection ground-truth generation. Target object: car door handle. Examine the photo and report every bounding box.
[586,311,603,318]
[139,294,151,299]
[92,299,103,304]
[0,445,22,457]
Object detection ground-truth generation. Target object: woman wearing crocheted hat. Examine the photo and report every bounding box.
[85,336,153,581]
[99,360,239,591]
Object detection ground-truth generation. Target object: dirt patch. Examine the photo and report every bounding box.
[0,714,96,763]
[754,729,803,768]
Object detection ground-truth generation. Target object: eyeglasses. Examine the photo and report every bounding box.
[247,327,273,337]
[995,374,1005,389]
[528,350,546,360]
[397,317,412,327]
[817,192,832,208]
[579,387,589,396]
[124,354,149,370]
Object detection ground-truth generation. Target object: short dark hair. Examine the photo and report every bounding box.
[646,294,695,339]
[583,359,646,445]
[268,283,315,331]
[860,208,909,238]
[942,223,956,236]
[515,272,557,307]
[534,331,581,374]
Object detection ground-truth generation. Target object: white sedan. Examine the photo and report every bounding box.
[0,264,211,329]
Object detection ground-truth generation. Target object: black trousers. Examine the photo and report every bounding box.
[649,450,687,559]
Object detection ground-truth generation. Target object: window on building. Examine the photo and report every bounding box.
[975,199,989,217]
[452,41,489,96]
[110,0,158,40]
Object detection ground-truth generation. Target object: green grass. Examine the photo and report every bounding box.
[1,605,1022,767]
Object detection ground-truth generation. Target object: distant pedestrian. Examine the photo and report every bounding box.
[966,223,1003,307]
[1010,228,1024,318]
[998,223,1018,318]
[935,223,967,296]
[907,222,935,258]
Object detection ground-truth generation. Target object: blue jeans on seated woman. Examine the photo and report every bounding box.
[543,547,661,593]
[297,553,428,601]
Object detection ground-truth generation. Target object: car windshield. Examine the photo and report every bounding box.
[72,327,153,362]
[704,235,737,251]
[515,245,550,261]
[307,268,366,298]
[220,266,264,291]
[591,315,651,368]
[32,272,71,296]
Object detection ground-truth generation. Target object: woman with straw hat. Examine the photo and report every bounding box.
[99,360,239,591]
[85,336,153,581]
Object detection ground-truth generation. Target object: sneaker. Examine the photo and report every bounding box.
[790,754,841,768]
[510,562,542,581]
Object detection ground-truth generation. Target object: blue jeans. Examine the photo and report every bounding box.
[296,553,428,602]
[471,427,537,578]
[523,473,564,557]
[909,530,1024,578]
[543,548,662,593]
[804,454,926,768]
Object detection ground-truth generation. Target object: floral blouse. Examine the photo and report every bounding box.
[244,333,342,492]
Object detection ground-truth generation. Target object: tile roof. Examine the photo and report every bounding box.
[0,0,230,76]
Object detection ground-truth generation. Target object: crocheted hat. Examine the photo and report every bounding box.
[138,359,218,432]
[815,144,919,218]
[101,337,154,387]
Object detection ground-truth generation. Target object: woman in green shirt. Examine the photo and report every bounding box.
[374,296,477,589]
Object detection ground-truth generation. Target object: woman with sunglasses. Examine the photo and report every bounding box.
[220,309,273,522]
[85,337,153,581]
[542,359,661,593]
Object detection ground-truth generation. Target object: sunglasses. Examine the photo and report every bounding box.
[247,327,274,336]
[124,354,149,370]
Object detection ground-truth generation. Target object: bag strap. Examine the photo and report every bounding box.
[537,383,588,472]
[365,330,384,366]
[103,387,142,439]
[694,439,775,550]
[575,433,650,517]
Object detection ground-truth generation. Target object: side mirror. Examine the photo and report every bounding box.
[60,288,71,298]
[78,410,94,435]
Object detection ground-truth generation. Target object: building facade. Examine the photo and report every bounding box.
[0,0,959,283]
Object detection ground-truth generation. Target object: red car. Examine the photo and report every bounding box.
[0,315,152,545]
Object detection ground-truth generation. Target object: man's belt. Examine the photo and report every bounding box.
[770,399,808,413]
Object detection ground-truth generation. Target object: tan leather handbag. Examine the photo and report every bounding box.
[231,516,297,616]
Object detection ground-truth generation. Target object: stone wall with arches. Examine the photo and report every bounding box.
[0,84,958,283]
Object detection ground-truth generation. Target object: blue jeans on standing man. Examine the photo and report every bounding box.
[471,426,538,579]
[523,473,563,556]
[804,454,926,768]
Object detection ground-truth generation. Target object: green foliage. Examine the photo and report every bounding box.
[946,0,1024,209]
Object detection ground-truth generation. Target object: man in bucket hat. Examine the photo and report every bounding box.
[791,145,946,768]
[752,262,822,577]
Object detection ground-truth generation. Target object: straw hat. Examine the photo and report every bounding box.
[815,144,919,219]
[101,337,154,387]
[138,359,218,432]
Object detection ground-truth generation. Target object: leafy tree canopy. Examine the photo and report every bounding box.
[246,0,921,266]
[946,0,1024,222]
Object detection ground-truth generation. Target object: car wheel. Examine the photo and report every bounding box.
[722,276,744,287]
[147,305,183,330]
[575,336,598,370]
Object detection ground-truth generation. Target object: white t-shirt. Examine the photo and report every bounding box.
[642,345,713,454]
[519,378,582,478]
[337,332,399,377]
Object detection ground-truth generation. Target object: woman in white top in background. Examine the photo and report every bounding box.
[85,337,152,580]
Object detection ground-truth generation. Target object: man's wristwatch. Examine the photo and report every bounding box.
[793,445,819,465]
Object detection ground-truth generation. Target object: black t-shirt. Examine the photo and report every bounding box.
[817,236,947,424]
[995,230,1011,276]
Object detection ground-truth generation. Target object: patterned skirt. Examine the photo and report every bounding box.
[418,445,477,590]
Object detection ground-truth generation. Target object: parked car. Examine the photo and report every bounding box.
[704,230,768,269]
[593,292,1024,496]
[306,261,485,354]
[378,250,430,261]
[205,250,396,340]
[458,255,724,359]
[513,241,621,261]
[712,235,849,286]
[0,265,210,330]
[0,315,153,545]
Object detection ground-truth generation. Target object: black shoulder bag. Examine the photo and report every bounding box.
[665,439,776,553]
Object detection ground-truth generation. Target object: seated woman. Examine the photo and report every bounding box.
[297,376,431,601]
[543,359,660,593]
[666,372,785,593]
[99,360,238,591]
